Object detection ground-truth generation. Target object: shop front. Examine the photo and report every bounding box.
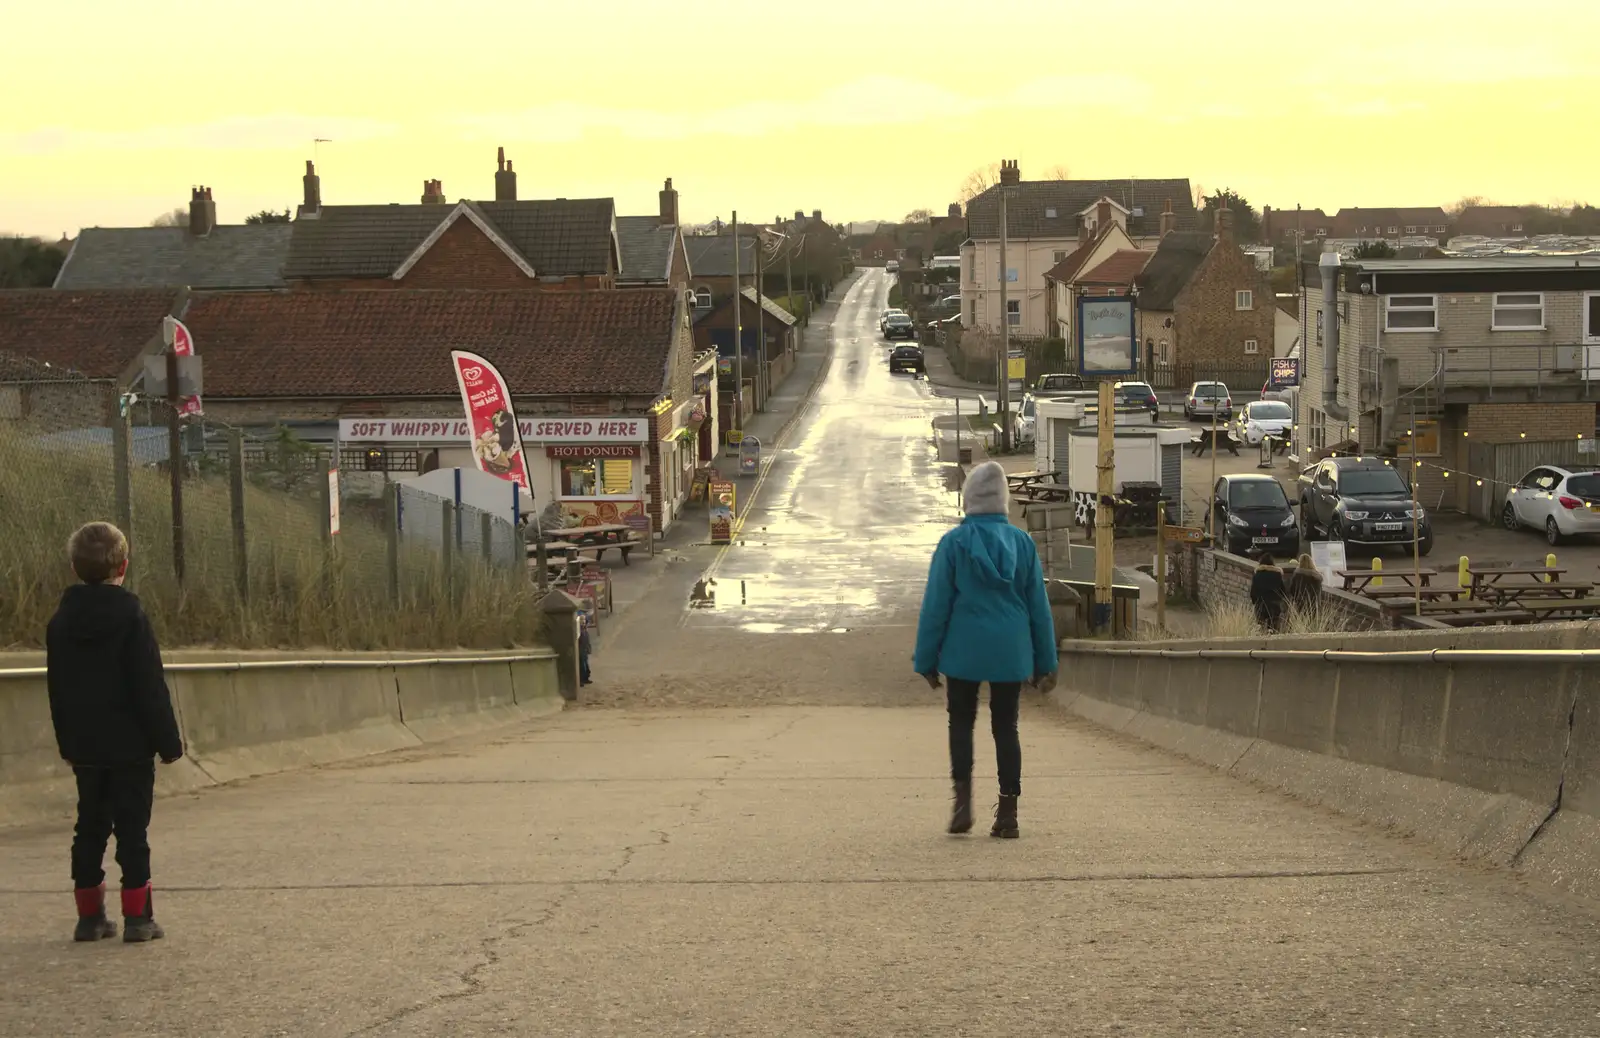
[337,415,655,528]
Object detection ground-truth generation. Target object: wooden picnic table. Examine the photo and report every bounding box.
[1379,597,1502,614]
[1337,567,1437,592]
[1514,597,1600,619]
[1014,482,1074,503]
[544,523,642,564]
[1478,581,1594,605]
[1427,610,1540,627]
[1467,565,1566,592]
[1007,470,1060,491]
[1361,586,1468,602]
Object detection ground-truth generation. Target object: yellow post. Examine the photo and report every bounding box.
[1370,556,1382,588]
[1156,502,1167,633]
[1458,556,1471,600]
[1546,552,1557,582]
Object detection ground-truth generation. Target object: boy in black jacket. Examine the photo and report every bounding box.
[47,522,184,943]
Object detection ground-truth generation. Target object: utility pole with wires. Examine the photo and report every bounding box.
[732,211,743,431]
[998,187,1011,453]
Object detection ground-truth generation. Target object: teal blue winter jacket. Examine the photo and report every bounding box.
[913,513,1058,683]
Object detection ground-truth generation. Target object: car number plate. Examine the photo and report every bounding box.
[1252,536,1278,544]
[1375,522,1403,531]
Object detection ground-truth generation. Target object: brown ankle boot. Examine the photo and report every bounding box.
[990,794,1019,839]
[948,780,973,834]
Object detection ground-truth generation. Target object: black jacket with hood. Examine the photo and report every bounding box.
[46,583,183,767]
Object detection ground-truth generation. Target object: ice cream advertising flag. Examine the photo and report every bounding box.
[450,350,530,489]
[162,316,203,416]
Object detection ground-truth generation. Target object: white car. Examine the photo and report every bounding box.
[1011,395,1039,445]
[1233,399,1293,445]
[1502,465,1600,545]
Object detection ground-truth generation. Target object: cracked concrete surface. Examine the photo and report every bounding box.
[4,706,1600,1036]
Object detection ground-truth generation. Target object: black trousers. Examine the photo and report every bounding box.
[946,679,1022,796]
[71,761,155,890]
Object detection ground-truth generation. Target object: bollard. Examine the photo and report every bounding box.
[1459,555,1471,599]
[1546,552,1557,582]
[1371,556,1382,589]
[539,589,582,701]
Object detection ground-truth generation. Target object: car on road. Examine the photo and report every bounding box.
[1212,474,1299,559]
[1183,381,1232,422]
[1012,394,1040,445]
[888,344,926,374]
[1233,399,1293,445]
[885,260,900,274]
[1298,456,1432,556]
[1113,380,1160,419]
[882,313,916,340]
[1501,465,1600,546]
[1033,372,1086,395]
[879,308,907,334]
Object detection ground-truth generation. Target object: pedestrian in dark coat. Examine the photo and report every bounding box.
[1249,553,1288,631]
[1286,553,1324,614]
[578,622,592,686]
[914,461,1058,840]
[47,522,183,944]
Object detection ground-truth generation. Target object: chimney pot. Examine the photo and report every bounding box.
[948,202,961,217]
[658,176,680,227]
[422,179,446,204]
[1215,206,1235,244]
[999,160,1021,186]
[497,146,505,171]
[813,209,822,223]
[302,160,321,214]
[189,185,217,237]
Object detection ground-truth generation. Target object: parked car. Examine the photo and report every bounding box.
[1033,372,1086,395]
[1012,394,1040,446]
[882,313,916,340]
[888,344,926,374]
[1233,400,1293,446]
[885,260,900,274]
[1113,380,1160,419]
[879,308,907,334]
[1212,474,1299,558]
[1260,380,1292,403]
[1501,466,1600,546]
[1183,381,1231,422]
[1298,456,1432,556]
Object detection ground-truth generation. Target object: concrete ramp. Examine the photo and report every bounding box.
[1055,623,1600,900]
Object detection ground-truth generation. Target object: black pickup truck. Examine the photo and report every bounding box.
[1298,456,1433,556]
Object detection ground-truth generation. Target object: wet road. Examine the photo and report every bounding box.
[690,268,956,634]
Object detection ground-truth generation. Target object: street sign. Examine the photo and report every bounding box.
[739,435,761,476]
[328,469,341,536]
[1167,525,1206,544]
[709,480,736,544]
[142,354,204,397]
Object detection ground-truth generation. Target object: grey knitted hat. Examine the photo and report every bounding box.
[962,461,1008,516]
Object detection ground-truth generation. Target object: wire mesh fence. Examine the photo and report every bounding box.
[1,364,542,650]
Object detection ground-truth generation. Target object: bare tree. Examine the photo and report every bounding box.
[150,207,188,228]
[1447,195,1491,217]
[1043,163,1071,180]
[903,208,933,224]
[958,163,1001,204]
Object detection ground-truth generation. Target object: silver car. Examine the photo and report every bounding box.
[1183,381,1232,422]
[1502,466,1600,546]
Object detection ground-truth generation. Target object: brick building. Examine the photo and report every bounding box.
[683,234,756,310]
[616,179,691,291]
[1133,209,1275,387]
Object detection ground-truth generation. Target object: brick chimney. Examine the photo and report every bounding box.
[1096,199,1113,229]
[1215,205,1235,245]
[421,179,446,204]
[998,160,1020,186]
[1159,198,1176,238]
[947,202,961,218]
[1078,215,1090,246]
[302,160,321,215]
[812,209,822,223]
[659,177,679,226]
[494,148,517,202]
[188,186,216,237]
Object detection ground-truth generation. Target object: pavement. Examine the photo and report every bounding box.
[4,269,1600,1036]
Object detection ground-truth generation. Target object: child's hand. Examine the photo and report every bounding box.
[160,753,182,765]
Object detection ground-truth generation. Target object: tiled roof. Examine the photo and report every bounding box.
[739,287,796,326]
[967,179,1196,240]
[1076,249,1152,287]
[615,216,679,284]
[283,199,618,280]
[0,289,175,378]
[1134,233,1214,311]
[684,235,755,277]
[180,288,680,399]
[0,349,72,381]
[54,225,291,289]
[1042,233,1103,284]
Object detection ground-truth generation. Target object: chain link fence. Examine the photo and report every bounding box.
[1,362,541,650]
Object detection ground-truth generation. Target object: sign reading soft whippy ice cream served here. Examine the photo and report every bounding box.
[450,350,530,489]
[337,417,650,443]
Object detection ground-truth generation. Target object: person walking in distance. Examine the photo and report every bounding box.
[914,461,1058,839]
[47,522,184,943]
[1250,553,1288,632]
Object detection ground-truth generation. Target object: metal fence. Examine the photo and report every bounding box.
[0,365,540,651]
[1144,362,1270,394]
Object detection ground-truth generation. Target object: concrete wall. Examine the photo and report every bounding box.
[1179,544,1388,630]
[0,648,562,827]
[1053,622,1600,901]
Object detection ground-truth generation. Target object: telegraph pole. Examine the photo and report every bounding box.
[998,187,1011,452]
[756,232,766,405]
[732,211,743,432]
[1094,379,1115,633]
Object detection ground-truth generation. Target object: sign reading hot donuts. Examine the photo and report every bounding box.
[545,444,641,459]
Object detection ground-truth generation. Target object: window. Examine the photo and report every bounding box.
[1053,250,1068,263]
[1387,225,1399,234]
[1587,293,1600,343]
[1045,207,1057,219]
[1006,300,1021,326]
[1315,309,1324,345]
[1405,225,1416,234]
[1385,294,1438,332]
[560,458,635,497]
[693,286,712,309]
[1492,292,1544,330]
[1158,339,1170,365]
[1395,419,1441,456]
[1244,338,1259,354]
[968,299,977,324]
[1235,289,1253,310]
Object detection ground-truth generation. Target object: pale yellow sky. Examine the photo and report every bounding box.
[5,0,1598,238]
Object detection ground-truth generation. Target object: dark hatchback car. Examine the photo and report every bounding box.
[1113,380,1160,419]
[889,344,925,374]
[883,314,916,340]
[1213,474,1300,558]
